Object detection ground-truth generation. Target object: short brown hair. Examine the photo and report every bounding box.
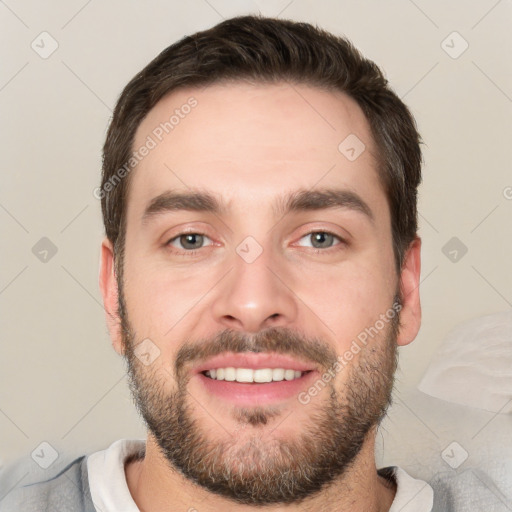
[101,14,422,283]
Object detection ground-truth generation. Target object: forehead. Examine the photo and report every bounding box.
[128,81,386,223]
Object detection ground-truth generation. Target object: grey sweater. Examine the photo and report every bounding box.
[0,456,96,512]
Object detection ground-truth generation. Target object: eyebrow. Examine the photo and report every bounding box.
[275,188,374,224]
[141,187,374,225]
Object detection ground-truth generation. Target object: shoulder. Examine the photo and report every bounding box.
[429,468,511,512]
[0,454,95,512]
[379,465,511,512]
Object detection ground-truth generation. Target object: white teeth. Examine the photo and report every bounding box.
[254,369,273,383]
[204,367,306,383]
[224,367,236,381]
[236,368,254,382]
[272,368,285,381]
[284,369,295,381]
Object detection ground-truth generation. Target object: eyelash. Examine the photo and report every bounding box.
[165,230,346,257]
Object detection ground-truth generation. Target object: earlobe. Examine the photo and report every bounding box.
[396,236,422,347]
[99,237,125,356]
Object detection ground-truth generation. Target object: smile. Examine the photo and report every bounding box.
[203,368,311,383]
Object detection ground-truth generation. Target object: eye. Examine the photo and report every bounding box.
[296,231,344,250]
[167,233,213,252]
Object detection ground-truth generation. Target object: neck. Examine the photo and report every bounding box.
[125,429,396,512]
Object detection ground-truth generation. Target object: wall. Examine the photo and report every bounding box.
[1,0,511,471]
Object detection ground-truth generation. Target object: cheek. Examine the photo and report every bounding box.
[123,252,216,339]
[295,259,394,348]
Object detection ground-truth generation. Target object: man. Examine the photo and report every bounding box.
[1,14,437,511]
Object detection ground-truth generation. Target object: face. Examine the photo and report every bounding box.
[102,81,419,505]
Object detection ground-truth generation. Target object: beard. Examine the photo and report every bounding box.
[120,291,400,506]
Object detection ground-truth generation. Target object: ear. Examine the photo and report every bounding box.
[99,237,124,356]
[397,236,422,347]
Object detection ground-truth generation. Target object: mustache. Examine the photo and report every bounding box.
[174,327,338,379]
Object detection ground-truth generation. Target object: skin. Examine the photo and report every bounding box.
[99,81,422,512]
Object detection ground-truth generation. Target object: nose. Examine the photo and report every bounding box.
[210,243,299,333]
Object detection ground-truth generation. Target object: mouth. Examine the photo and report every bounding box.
[202,367,312,383]
[192,352,319,406]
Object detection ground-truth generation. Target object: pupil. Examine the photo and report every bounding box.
[182,234,203,249]
[312,232,332,248]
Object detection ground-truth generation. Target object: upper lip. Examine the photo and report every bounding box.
[193,352,318,375]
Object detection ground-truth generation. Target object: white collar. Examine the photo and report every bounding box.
[87,438,144,512]
[386,466,434,511]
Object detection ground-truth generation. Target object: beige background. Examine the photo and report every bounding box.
[1,0,511,481]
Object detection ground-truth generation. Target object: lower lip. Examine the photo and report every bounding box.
[196,371,318,406]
